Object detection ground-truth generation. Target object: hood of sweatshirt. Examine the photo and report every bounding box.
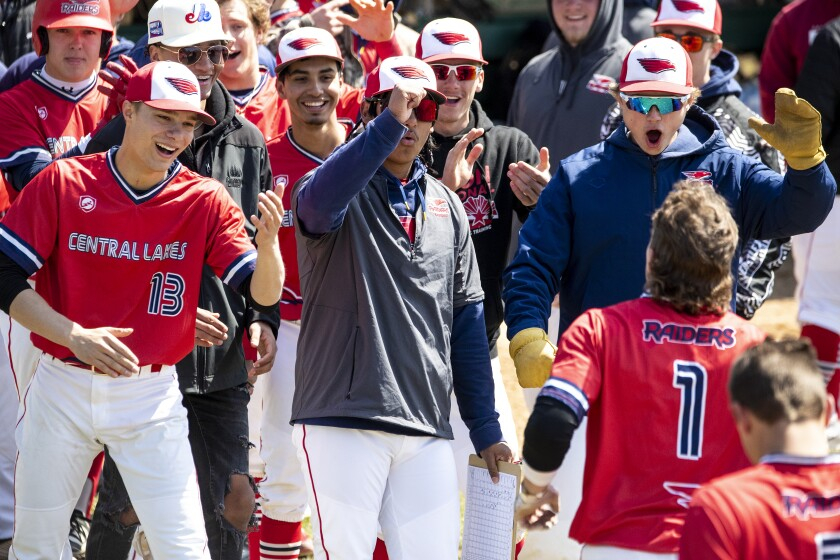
[701,49,742,101]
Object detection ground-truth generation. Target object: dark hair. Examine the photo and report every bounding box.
[278,60,342,82]
[364,93,438,168]
[646,180,738,315]
[729,339,827,424]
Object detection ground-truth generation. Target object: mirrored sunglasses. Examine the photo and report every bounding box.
[620,93,691,115]
[159,45,231,66]
[430,64,480,82]
[655,31,715,53]
[374,94,439,122]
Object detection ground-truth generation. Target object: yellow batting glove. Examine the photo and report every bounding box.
[509,327,557,388]
[748,88,826,170]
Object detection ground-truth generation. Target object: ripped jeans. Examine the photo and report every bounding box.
[86,384,255,560]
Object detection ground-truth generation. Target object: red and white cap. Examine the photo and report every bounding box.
[275,27,343,75]
[147,0,232,47]
[364,56,446,104]
[652,0,722,35]
[618,37,694,96]
[125,61,216,125]
[416,18,487,65]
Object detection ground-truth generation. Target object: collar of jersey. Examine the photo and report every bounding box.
[286,128,326,165]
[107,146,182,204]
[230,71,269,109]
[32,68,97,103]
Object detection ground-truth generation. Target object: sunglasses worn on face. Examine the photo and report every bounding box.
[430,64,480,81]
[159,44,230,66]
[620,93,691,115]
[655,31,715,53]
[373,93,439,122]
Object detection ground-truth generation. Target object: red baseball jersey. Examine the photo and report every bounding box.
[0,72,111,202]
[0,149,257,366]
[540,297,766,553]
[266,123,351,321]
[231,71,284,142]
[681,455,840,560]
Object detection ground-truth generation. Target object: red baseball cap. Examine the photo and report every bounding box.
[416,18,487,65]
[652,0,723,35]
[618,37,694,96]
[364,56,446,104]
[125,61,216,125]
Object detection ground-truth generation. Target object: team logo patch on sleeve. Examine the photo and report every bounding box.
[391,66,428,80]
[79,195,97,213]
[166,77,199,96]
[586,74,613,94]
[288,38,321,50]
[427,198,450,218]
[672,0,705,12]
[433,32,470,45]
[642,320,736,349]
[638,58,677,73]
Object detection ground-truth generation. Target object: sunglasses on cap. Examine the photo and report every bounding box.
[430,64,481,82]
[371,93,439,122]
[620,93,691,115]
[655,31,716,53]
[158,45,231,66]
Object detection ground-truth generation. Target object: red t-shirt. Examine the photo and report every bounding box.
[231,71,284,142]
[681,455,840,560]
[0,150,257,366]
[541,297,766,552]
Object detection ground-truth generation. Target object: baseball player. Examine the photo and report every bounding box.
[515,181,766,559]
[504,37,836,391]
[290,56,512,559]
[80,2,280,558]
[681,339,840,559]
[249,26,349,560]
[0,60,283,560]
[0,0,114,199]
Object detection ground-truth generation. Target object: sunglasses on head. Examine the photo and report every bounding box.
[620,93,691,115]
[372,93,439,122]
[159,44,230,66]
[655,31,716,53]
[430,64,481,82]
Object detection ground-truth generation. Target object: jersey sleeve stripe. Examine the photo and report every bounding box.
[222,251,258,287]
[0,225,44,275]
[0,147,52,167]
[538,377,590,422]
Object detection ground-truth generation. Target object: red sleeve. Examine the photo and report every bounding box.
[680,489,741,560]
[0,88,52,166]
[549,309,606,406]
[203,185,258,288]
[0,173,10,215]
[759,13,796,122]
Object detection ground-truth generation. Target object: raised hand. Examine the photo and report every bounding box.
[335,0,395,42]
[508,146,551,207]
[441,128,485,191]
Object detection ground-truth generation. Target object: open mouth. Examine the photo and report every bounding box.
[156,143,177,157]
[302,99,328,111]
[228,51,241,60]
[444,96,460,106]
[646,130,662,146]
[400,132,417,146]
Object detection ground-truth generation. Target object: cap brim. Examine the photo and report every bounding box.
[45,17,113,32]
[144,99,216,125]
[149,30,233,47]
[421,53,488,65]
[274,54,344,75]
[651,19,718,35]
[367,86,446,106]
[620,81,694,96]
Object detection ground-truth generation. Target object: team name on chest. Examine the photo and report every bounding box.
[68,233,188,262]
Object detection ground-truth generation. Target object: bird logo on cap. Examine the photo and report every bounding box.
[288,38,321,50]
[638,58,677,73]
[433,32,470,45]
[166,77,199,95]
[672,0,705,13]
[391,66,427,79]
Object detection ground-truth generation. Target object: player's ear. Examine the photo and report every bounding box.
[148,45,161,62]
[122,100,136,121]
[276,76,288,101]
[825,395,836,427]
[475,66,485,94]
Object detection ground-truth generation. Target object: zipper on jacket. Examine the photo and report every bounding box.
[650,156,659,210]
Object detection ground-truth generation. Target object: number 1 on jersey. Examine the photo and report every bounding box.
[673,361,708,461]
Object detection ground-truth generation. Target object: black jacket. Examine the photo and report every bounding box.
[429,100,538,354]
[0,0,35,67]
[85,81,278,393]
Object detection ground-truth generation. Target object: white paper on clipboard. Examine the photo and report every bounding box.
[462,454,522,560]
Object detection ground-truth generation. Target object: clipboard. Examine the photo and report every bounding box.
[462,454,522,560]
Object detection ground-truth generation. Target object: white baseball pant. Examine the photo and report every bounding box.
[0,310,40,399]
[11,357,209,560]
[257,321,309,523]
[449,354,520,491]
[292,424,460,560]
[0,341,15,541]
